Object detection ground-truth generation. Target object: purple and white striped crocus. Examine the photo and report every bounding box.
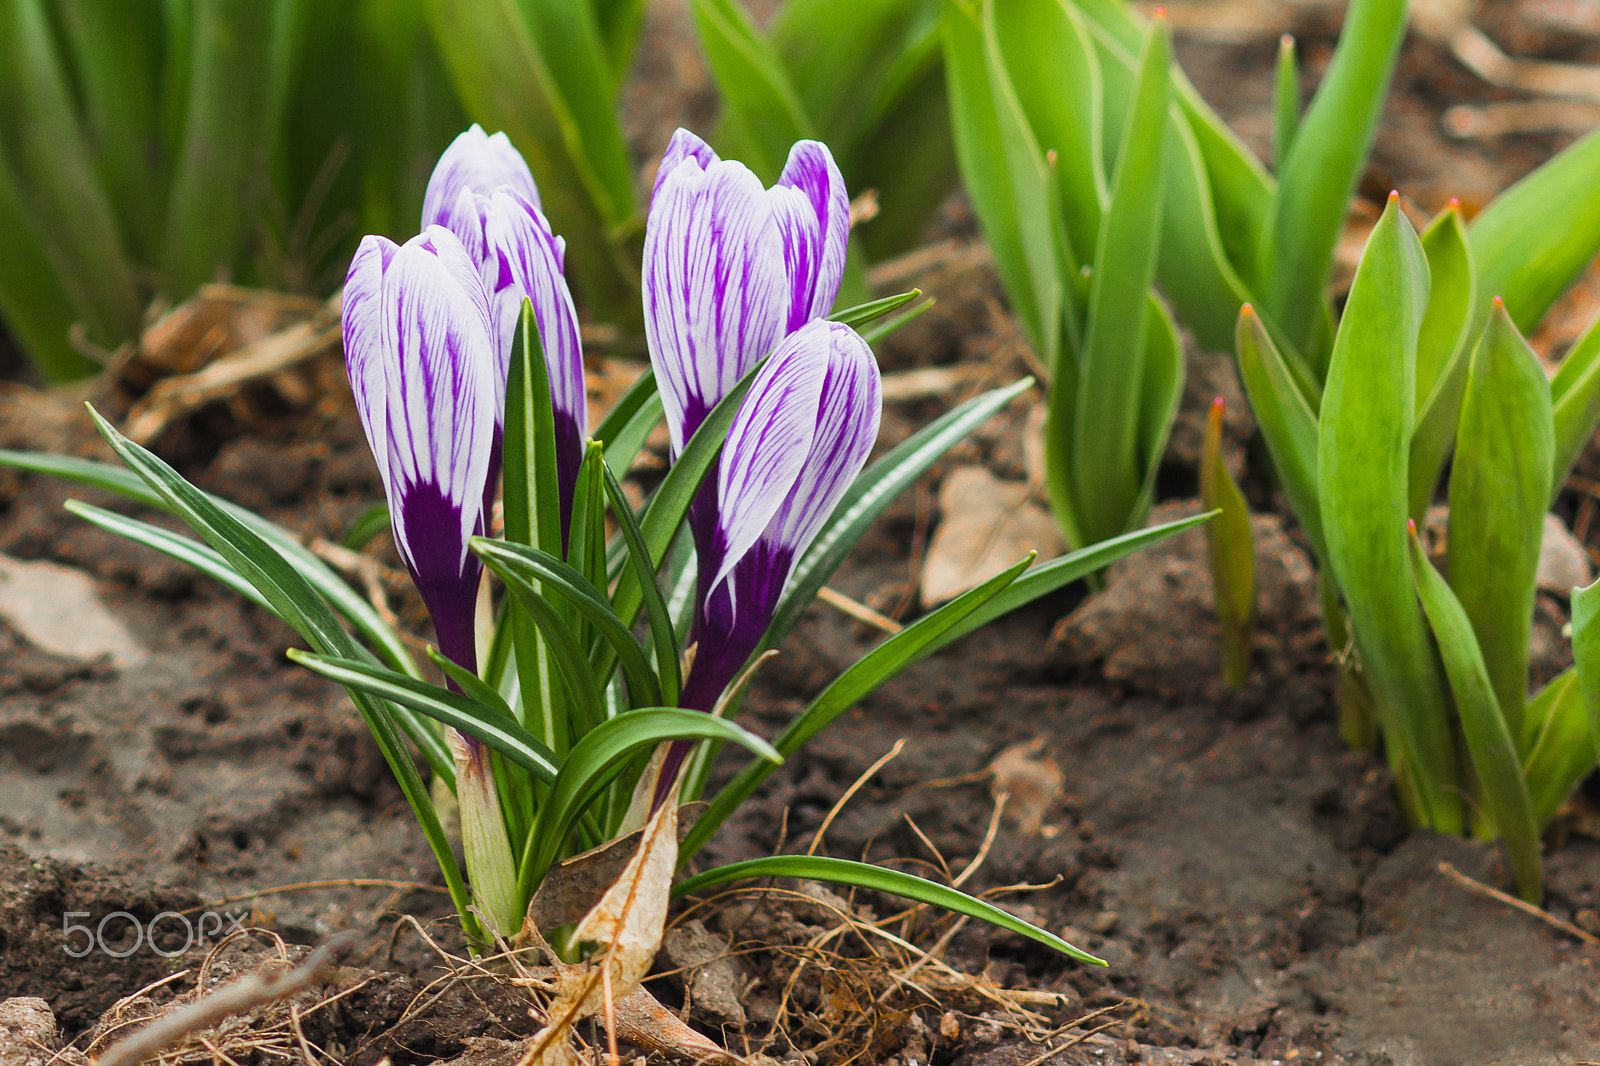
[422,124,542,229]
[342,224,498,674]
[342,224,521,936]
[643,128,850,455]
[651,320,881,802]
[424,128,587,535]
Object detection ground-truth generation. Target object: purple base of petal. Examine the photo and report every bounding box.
[400,480,483,681]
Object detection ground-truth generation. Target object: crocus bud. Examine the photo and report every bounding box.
[643,128,849,455]
[685,317,881,708]
[441,185,587,529]
[341,226,497,672]
[422,124,541,231]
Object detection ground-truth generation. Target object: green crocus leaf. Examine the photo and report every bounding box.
[1318,195,1462,833]
[1446,302,1552,749]
[1549,310,1600,501]
[1407,527,1542,903]
[674,855,1103,965]
[1066,13,1169,547]
[1521,669,1595,830]
[1255,0,1407,369]
[1471,124,1600,337]
[1408,205,1478,522]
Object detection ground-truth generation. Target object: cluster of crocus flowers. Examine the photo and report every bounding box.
[643,130,879,792]
[339,122,881,925]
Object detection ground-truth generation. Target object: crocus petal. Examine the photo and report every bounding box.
[441,185,489,268]
[707,334,827,597]
[652,127,720,203]
[761,320,881,563]
[343,235,400,504]
[775,141,850,327]
[342,225,497,668]
[643,155,789,454]
[481,187,588,508]
[422,124,540,229]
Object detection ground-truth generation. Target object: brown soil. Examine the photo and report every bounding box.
[4,2,1600,1065]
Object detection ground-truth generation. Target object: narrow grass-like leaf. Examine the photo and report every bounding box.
[163,0,301,298]
[503,299,566,749]
[1550,311,1600,499]
[1471,125,1600,336]
[428,646,521,726]
[490,567,610,737]
[1447,302,1552,749]
[689,556,1031,858]
[475,538,662,711]
[343,503,392,552]
[610,359,761,631]
[922,509,1216,652]
[674,855,1103,964]
[521,708,781,891]
[1256,0,1407,367]
[568,442,610,599]
[1572,579,1600,767]
[515,0,634,224]
[52,0,165,258]
[591,0,648,86]
[65,501,272,611]
[1521,669,1593,829]
[1408,527,1542,902]
[990,0,1105,263]
[1079,16,1254,355]
[0,448,420,679]
[1200,399,1256,687]
[1131,295,1184,527]
[830,289,923,329]
[289,650,559,784]
[768,378,1033,649]
[1234,306,1325,564]
[81,406,480,940]
[944,0,1060,367]
[1272,34,1299,172]
[601,461,681,706]
[1408,205,1478,521]
[859,297,936,346]
[1066,13,1168,546]
[1319,197,1462,833]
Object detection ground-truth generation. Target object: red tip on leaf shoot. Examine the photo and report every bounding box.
[1281,34,1293,47]
[1407,518,1419,536]
[1447,197,1460,209]
[1153,5,1166,17]
[1493,295,1504,308]
[1212,396,1225,415]
[1241,302,1253,314]
[1387,190,1400,205]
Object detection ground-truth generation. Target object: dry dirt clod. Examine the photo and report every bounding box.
[661,920,747,1029]
[0,998,68,1066]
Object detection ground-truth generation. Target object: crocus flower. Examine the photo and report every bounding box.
[442,184,588,532]
[643,128,850,455]
[343,226,519,935]
[422,124,541,231]
[341,224,497,674]
[653,320,881,802]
